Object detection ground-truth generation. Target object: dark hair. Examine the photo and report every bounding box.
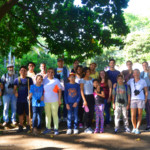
[93,79,99,83]
[76,65,83,75]
[28,62,35,67]
[36,75,43,80]
[82,67,90,78]
[47,67,54,72]
[126,60,132,65]
[109,59,116,64]
[40,63,46,66]
[142,61,148,66]
[19,66,27,71]
[74,60,79,63]
[99,70,109,85]
[117,74,124,79]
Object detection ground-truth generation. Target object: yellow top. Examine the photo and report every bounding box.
[90,71,99,79]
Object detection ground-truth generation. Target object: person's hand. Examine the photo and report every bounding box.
[15,92,18,98]
[41,95,44,101]
[58,100,62,106]
[66,104,70,110]
[113,103,115,110]
[145,99,147,104]
[107,98,111,103]
[113,83,117,89]
[73,102,78,108]
[126,104,130,110]
[83,101,87,106]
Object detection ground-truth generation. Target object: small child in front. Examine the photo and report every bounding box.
[65,73,81,134]
[28,75,45,134]
[93,79,105,133]
[112,74,131,133]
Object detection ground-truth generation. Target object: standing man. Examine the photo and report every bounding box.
[140,61,149,79]
[54,58,69,121]
[1,64,18,126]
[27,62,36,83]
[71,60,79,73]
[37,63,47,79]
[107,59,120,86]
[14,66,33,132]
[89,62,99,79]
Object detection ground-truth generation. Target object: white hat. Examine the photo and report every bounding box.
[7,64,14,68]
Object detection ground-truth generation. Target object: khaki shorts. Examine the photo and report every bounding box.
[130,100,145,109]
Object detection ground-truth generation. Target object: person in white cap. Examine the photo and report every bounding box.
[1,64,18,126]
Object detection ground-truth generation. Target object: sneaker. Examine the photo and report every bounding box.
[66,129,72,135]
[33,128,38,135]
[12,121,17,126]
[114,128,118,134]
[94,128,99,134]
[17,125,23,133]
[145,127,150,131]
[125,127,131,133]
[131,128,136,134]
[135,129,141,135]
[3,122,8,127]
[79,123,83,129]
[25,125,30,132]
[100,128,104,133]
[84,127,93,134]
[43,128,51,134]
[54,129,59,135]
[73,129,79,134]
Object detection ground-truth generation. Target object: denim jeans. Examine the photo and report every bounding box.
[32,106,43,129]
[3,94,17,123]
[67,103,78,129]
[104,99,111,125]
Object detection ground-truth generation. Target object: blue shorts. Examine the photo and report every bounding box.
[17,102,29,115]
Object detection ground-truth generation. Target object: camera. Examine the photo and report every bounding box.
[37,99,41,103]
[8,83,14,89]
[134,90,140,96]
[118,98,125,104]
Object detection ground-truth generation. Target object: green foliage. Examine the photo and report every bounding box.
[0,0,129,63]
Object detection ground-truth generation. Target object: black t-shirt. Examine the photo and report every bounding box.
[93,87,104,105]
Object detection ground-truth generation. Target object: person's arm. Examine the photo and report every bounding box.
[14,85,18,97]
[112,88,115,110]
[127,94,131,110]
[144,86,148,104]
[96,89,105,98]
[73,84,81,108]
[108,79,112,103]
[58,88,62,106]
[80,83,87,106]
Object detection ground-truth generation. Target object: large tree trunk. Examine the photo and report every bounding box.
[0,0,18,21]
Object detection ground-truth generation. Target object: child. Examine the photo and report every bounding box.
[112,74,131,133]
[28,75,45,134]
[93,79,105,133]
[65,73,81,134]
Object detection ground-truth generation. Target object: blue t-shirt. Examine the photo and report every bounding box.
[107,70,120,86]
[30,84,45,107]
[14,77,33,103]
[64,83,81,104]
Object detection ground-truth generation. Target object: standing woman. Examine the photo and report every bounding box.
[99,70,112,127]
[43,68,62,135]
[127,69,148,134]
[75,65,84,128]
[80,67,95,133]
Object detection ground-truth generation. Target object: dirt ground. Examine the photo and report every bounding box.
[0,122,150,150]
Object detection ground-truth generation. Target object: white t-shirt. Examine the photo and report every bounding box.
[75,76,81,84]
[127,78,147,100]
[43,77,61,103]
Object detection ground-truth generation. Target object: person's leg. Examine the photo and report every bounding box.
[3,94,10,123]
[114,105,121,130]
[131,108,137,129]
[10,94,17,123]
[122,106,129,128]
[104,99,110,125]
[45,103,52,129]
[146,100,150,127]
[78,98,84,124]
[99,104,105,132]
[19,115,24,126]
[67,104,73,129]
[137,108,143,129]
[32,107,37,128]
[37,107,43,129]
[62,91,67,119]
[73,105,78,129]
[51,101,59,130]
[95,105,100,130]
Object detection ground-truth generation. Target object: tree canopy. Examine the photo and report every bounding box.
[0,0,129,63]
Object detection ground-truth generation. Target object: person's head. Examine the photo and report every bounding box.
[73,60,79,69]
[40,63,46,72]
[126,60,133,70]
[83,67,91,78]
[133,69,140,79]
[117,74,124,85]
[93,79,99,89]
[47,68,54,79]
[90,62,97,71]
[142,61,148,71]
[76,65,83,75]
[68,73,75,83]
[99,70,108,84]
[57,58,64,68]
[19,66,27,77]
[7,64,14,75]
[36,75,43,84]
[28,62,35,72]
[109,59,116,69]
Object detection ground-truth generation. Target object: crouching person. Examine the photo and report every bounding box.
[28,75,44,134]
[112,74,131,133]
[65,73,81,135]
[14,66,33,132]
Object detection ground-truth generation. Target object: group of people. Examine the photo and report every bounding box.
[0,58,150,135]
